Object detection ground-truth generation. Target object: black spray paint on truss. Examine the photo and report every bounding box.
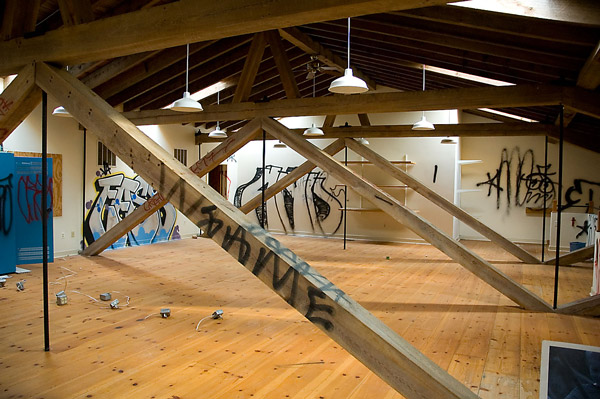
[476,147,556,213]
[197,205,344,331]
[234,165,343,236]
[0,173,13,235]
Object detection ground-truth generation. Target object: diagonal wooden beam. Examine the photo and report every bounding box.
[265,30,301,99]
[82,119,263,256]
[124,83,568,125]
[0,64,42,143]
[233,33,267,103]
[279,26,377,90]
[263,116,553,312]
[557,295,600,317]
[322,114,337,127]
[1,0,447,76]
[35,61,477,399]
[542,245,594,266]
[239,139,346,214]
[57,0,94,26]
[563,86,600,120]
[358,113,371,126]
[344,137,540,264]
[81,51,158,89]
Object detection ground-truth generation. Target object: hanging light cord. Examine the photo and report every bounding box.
[422,65,426,118]
[313,75,316,98]
[347,17,351,69]
[185,43,190,93]
[216,91,220,130]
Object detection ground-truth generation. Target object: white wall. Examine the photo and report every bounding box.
[214,111,458,244]
[3,98,200,258]
[459,113,600,244]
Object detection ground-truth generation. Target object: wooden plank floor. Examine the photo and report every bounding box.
[0,236,598,399]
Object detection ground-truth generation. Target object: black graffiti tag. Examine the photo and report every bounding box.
[0,173,13,235]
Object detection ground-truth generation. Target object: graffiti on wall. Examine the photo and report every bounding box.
[83,168,178,249]
[0,173,13,235]
[234,165,343,235]
[477,148,556,213]
[478,147,600,213]
[17,174,53,224]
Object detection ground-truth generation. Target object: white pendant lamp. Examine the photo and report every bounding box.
[53,66,73,117]
[441,137,457,144]
[412,65,435,131]
[171,44,203,112]
[52,105,71,117]
[209,91,227,138]
[357,137,369,145]
[328,18,368,95]
[304,76,324,136]
[273,141,287,148]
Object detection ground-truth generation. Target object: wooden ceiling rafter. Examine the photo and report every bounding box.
[56,0,94,26]
[233,32,267,103]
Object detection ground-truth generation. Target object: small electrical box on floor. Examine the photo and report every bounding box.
[100,292,111,301]
[212,309,224,319]
[110,299,119,309]
[56,291,68,306]
[160,308,171,318]
[0,278,6,288]
[16,281,24,291]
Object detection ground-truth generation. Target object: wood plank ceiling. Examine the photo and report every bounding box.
[1,0,600,142]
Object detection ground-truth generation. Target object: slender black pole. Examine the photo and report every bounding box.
[261,129,266,229]
[343,146,347,250]
[42,91,50,351]
[82,128,86,250]
[553,106,564,309]
[541,135,548,262]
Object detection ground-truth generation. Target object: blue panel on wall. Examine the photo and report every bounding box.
[14,157,54,264]
[0,152,16,274]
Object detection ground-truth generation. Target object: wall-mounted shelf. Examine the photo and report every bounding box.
[457,160,482,165]
[344,160,415,165]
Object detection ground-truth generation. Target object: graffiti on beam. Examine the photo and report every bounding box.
[198,205,344,331]
[234,165,343,235]
[83,170,178,249]
[477,147,556,213]
[0,173,13,235]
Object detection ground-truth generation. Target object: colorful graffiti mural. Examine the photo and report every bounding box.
[83,170,178,249]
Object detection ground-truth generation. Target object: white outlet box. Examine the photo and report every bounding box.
[61,232,65,239]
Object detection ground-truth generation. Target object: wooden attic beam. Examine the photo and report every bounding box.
[542,245,594,266]
[239,139,346,214]
[82,119,262,256]
[0,64,42,143]
[80,51,159,89]
[233,33,267,103]
[265,30,301,99]
[557,295,600,317]
[263,116,553,312]
[279,26,377,90]
[34,61,477,399]
[124,83,569,125]
[1,0,40,40]
[0,0,453,76]
[57,0,94,26]
[323,114,337,127]
[344,137,540,264]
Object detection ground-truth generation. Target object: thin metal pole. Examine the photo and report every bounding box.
[343,146,347,250]
[82,128,86,250]
[261,129,266,229]
[42,91,50,351]
[553,106,564,309]
[541,135,548,262]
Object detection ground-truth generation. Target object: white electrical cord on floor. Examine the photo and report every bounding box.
[195,315,212,331]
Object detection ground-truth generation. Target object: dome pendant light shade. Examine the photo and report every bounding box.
[303,123,324,136]
[329,69,368,94]
[273,141,287,148]
[328,18,368,95]
[412,114,435,131]
[208,127,227,138]
[357,137,369,145]
[52,105,72,117]
[171,44,203,112]
[209,91,226,138]
[412,65,434,131]
[441,137,457,144]
[171,91,203,112]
